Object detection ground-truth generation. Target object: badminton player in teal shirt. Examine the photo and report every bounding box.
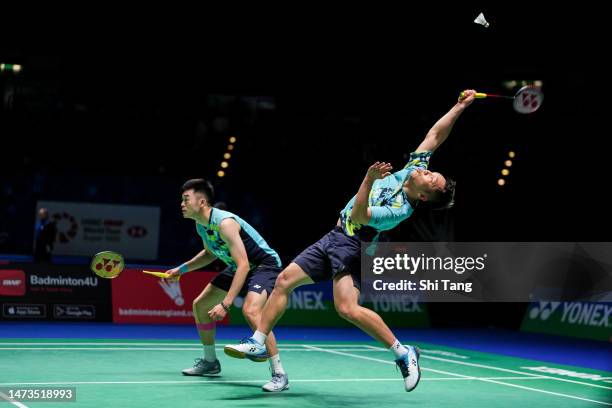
[165,179,289,392]
[226,90,477,393]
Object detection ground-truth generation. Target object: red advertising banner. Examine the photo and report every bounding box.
[0,270,26,296]
[112,269,229,325]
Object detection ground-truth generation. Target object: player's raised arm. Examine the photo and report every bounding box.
[415,89,476,153]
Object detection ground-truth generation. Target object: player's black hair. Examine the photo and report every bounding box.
[181,179,215,204]
[420,178,456,211]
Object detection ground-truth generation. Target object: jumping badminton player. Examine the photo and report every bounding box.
[165,179,289,392]
[225,90,476,392]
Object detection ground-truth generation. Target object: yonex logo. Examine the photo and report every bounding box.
[560,302,611,328]
[287,291,326,310]
[528,301,561,320]
[95,257,121,274]
[253,284,262,289]
[522,92,540,109]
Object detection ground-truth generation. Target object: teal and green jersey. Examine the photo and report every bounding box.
[196,208,281,272]
[340,151,432,241]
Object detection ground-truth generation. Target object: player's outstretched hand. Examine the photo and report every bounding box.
[366,161,393,182]
[164,267,181,282]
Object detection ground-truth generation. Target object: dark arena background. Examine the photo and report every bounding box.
[1,6,610,408]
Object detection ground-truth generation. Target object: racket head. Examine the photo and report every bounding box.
[513,85,544,114]
[90,250,125,279]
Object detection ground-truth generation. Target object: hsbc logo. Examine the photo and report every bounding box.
[127,226,148,238]
[52,211,79,244]
[0,270,26,296]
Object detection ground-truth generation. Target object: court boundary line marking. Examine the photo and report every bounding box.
[0,342,370,347]
[3,342,610,390]
[0,391,29,408]
[0,347,378,352]
[362,344,612,391]
[0,376,553,386]
[304,345,612,406]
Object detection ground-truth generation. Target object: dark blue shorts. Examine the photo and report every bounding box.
[292,226,362,290]
[211,262,281,296]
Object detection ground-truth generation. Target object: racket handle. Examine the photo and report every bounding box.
[460,91,488,99]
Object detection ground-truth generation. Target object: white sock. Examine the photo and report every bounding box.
[389,339,409,359]
[253,330,267,345]
[203,344,217,362]
[269,354,286,375]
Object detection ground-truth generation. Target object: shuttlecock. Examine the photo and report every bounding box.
[474,12,489,28]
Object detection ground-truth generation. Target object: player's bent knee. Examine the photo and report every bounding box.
[241,305,261,322]
[193,297,215,313]
[335,303,358,322]
[193,297,208,309]
[274,272,292,292]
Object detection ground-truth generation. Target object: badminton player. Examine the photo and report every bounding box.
[225,90,476,392]
[165,179,289,392]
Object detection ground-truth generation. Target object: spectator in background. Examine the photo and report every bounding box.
[33,208,57,262]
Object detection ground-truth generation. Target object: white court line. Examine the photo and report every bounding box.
[0,347,375,352]
[0,377,551,386]
[0,342,370,347]
[363,345,385,350]
[0,391,29,408]
[364,344,612,391]
[304,345,612,406]
[4,342,610,391]
[424,376,551,381]
[0,342,223,346]
[301,345,489,379]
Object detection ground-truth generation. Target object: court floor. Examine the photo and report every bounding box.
[1,337,610,407]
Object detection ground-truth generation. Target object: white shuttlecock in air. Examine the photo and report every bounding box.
[474,12,489,27]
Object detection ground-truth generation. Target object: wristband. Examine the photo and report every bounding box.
[178,264,189,275]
